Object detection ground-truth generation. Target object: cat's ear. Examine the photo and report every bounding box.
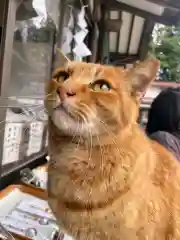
[126,58,160,94]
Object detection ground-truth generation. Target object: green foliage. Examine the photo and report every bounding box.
[150,24,180,82]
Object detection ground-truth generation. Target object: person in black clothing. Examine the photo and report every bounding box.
[146,87,180,160]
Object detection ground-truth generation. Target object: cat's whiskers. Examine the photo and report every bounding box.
[70,116,80,144]
[0,105,42,138]
[84,117,93,162]
[95,133,105,172]
[76,110,89,149]
[89,126,93,162]
[0,93,51,133]
[65,103,105,164]
[19,106,46,141]
[27,103,45,112]
[80,103,121,155]
[62,105,84,149]
[7,93,53,100]
[75,122,83,151]
[99,119,121,156]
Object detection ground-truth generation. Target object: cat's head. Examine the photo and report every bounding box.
[45,59,160,138]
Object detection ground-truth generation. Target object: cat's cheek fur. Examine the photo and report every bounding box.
[52,109,99,137]
[52,110,70,131]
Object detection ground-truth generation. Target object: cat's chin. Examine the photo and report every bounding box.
[52,108,97,138]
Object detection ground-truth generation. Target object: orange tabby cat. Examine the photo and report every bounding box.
[46,59,180,240]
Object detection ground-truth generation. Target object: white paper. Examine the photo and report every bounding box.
[61,28,73,54]
[1,214,58,240]
[77,7,87,29]
[32,0,47,20]
[17,201,55,220]
[1,216,29,236]
[0,188,74,240]
[74,29,88,44]
[2,123,23,165]
[11,211,40,227]
[45,0,60,29]
[61,43,71,55]
[68,13,74,29]
[63,29,73,44]
[78,18,87,29]
[73,43,91,57]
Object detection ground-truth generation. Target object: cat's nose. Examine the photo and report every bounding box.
[57,86,76,101]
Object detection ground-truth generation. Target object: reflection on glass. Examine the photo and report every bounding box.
[2,0,58,173]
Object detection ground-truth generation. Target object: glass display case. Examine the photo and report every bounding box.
[0,0,92,183]
[0,0,60,178]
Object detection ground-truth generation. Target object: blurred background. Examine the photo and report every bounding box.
[0,0,180,187]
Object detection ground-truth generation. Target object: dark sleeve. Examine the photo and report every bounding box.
[150,131,180,160]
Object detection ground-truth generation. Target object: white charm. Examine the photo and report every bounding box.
[62,28,73,44]
[73,42,91,57]
[74,29,88,44]
[61,42,71,54]
[32,0,47,20]
[68,11,74,29]
[61,28,73,54]
[77,6,87,29]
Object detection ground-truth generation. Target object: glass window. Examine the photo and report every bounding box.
[0,0,8,82]
[1,0,59,175]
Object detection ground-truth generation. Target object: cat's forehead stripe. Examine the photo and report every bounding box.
[67,63,104,79]
[56,62,126,87]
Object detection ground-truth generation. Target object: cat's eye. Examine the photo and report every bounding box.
[54,71,69,82]
[90,80,111,92]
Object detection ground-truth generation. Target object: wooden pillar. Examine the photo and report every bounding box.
[97,4,106,63]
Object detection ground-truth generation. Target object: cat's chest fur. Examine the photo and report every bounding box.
[48,142,124,204]
[47,138,171,240]
[47,123,180,239]
[48,166,167,240]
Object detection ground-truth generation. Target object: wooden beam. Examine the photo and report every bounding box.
[109,52,139,64]
[147,0,180,10]
[97,4,106,62]
[102,0,178,26]
[116,11,121,52]
[77,0,93,27]
[93,0,101,21]
[139,20,155,61]
[89,23,99,62]
[127,14,135,54]
[105,19,122,31]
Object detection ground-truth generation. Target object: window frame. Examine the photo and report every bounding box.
[0,0,60,184]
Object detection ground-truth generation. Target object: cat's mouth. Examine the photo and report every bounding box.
[52,103,97,137]
[52,103,85,136]
[54,103,75,120]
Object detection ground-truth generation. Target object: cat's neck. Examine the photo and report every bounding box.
[48,119,143,149]
[48,120,154,211]
[49,121,138,149]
